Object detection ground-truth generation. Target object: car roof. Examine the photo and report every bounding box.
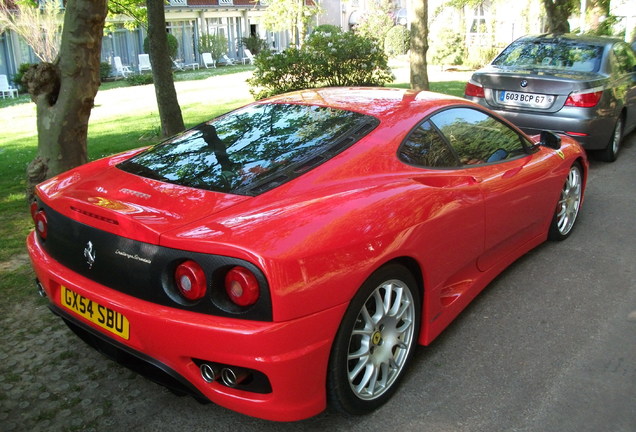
[514,33,622,47]
[258,87,466,121]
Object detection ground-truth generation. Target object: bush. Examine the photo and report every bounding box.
[240,35,268,55]
[354,0,394,49]
[126,74,154,86]
[311,24,341,35]
[100,62,112,81]
[143,33,179,59]
[430,30,466,66]
[465,46,500,69]
[15,63,36,93]
[248,30,394,99]
[198,34,228,61]
[384,25,410,57]
[247,48,314,100]
[306,30,394,87]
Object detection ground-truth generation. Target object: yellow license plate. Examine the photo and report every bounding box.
[61,286,130,340]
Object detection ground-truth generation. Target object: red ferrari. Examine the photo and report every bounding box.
[27,87,587,421]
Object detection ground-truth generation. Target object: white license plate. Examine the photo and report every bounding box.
[498,91,554,108]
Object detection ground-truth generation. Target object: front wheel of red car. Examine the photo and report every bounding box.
[548,162,583,241]
[327,264,421,415]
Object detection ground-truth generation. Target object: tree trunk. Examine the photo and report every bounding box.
[410,0,429,91]
[146,0,185,138]
[24,0,108,201]
[542,0,574,33]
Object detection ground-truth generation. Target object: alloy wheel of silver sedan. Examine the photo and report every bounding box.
[328,264,421,414]
[549,163,583,241]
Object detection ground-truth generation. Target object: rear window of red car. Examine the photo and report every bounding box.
[118,103,378,195]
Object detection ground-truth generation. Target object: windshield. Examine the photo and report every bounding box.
[117,103,378,196]
[492,39,604,73]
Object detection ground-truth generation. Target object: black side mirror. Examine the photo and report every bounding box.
[539,130,561,149]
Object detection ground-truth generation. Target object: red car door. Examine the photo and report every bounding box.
[427,107,563,271]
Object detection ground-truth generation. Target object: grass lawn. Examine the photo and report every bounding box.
[0,65,468,309]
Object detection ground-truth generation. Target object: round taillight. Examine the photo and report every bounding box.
[34,210,48,240]
[174,260,207,301]
[225,266,260,307]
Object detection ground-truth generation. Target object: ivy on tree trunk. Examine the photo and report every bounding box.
[23,0,108,201]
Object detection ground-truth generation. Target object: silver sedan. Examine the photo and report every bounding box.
[464,33,636,161]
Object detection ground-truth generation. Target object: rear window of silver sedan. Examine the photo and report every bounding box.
[492,40,603,73]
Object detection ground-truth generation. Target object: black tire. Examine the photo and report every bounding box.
[548,162,583,241]
[327,264,421,415]
[597,116,623,162]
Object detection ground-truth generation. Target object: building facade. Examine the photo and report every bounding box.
[0,0,291,82]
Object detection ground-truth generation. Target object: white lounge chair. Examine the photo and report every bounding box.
[172,58,199,71]
[202,52,216,69]
[172,58,185,71]
[242,49,255,65]
[0,75,18,99]
[220,54,236,66]
[138,54,152,73]
[113,57,132,78]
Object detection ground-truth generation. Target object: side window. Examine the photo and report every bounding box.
[612,43,636,74]
[430,108,527,165]
[398,120,458,168]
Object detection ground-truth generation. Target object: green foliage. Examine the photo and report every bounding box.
[465,46,500,69]
[198,34,228,60]
[248,48,314,100]
[106,0,147,31]
[126,73,154,86]
[261,0,321,44]
[312,24,342,35]
[354,0,394,48]
[303,30,394,87]
[143,33,178,58]
[99,62,111,81]
[14,63,36,93]
[240,35,268,55]
[430,30,466,66]
[384,25,410,57]
[247,30,393,100]
[582,15,621,36]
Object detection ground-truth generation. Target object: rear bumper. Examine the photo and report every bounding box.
[27,231,346,421]
[466,96,616,150]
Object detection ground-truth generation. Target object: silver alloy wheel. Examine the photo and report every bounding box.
[556,165,582,236]
[346,279,416,400]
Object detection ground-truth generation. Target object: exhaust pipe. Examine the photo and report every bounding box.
[220,367,249,388]
[35,279,46,298]
[199,363,219,383]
